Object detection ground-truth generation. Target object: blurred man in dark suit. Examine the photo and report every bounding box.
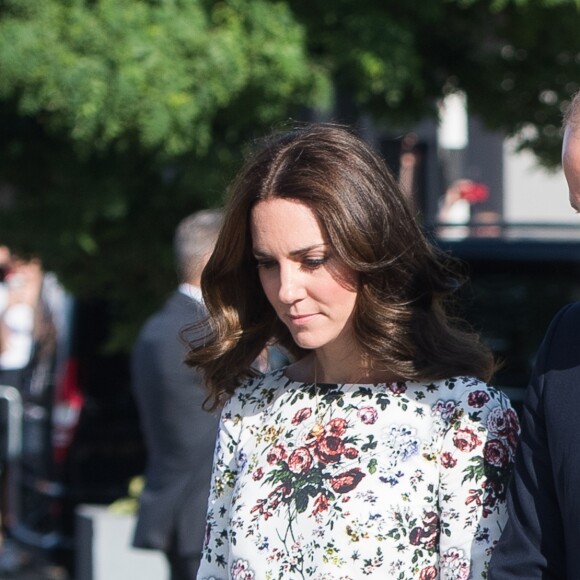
[131,210,223,580]
[489,92,580,578]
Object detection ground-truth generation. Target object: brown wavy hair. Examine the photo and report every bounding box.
[186,123,495,410]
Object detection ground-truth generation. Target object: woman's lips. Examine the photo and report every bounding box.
[288,313,319,325]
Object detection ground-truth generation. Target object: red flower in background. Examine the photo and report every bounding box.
[460,182,489,204]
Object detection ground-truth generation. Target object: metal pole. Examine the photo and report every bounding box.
[0,385,23,531]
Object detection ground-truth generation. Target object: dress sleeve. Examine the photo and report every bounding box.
[438,383,519,580]
[197,398,242,580]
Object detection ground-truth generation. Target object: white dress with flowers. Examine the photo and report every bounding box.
[197,369,518,580]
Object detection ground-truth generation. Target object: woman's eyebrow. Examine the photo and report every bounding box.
[252,244,328,258]
[289,243,328,257]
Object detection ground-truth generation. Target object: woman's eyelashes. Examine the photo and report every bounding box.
[254,258,276,270]
[302,255,329,270]
[254,254,330,270]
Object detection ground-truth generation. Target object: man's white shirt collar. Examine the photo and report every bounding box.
[178,283,204,304]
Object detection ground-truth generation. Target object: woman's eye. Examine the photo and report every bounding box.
[255,260,276,270]
[303,256,328,269]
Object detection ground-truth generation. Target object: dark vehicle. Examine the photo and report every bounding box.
[1,274,145,571]
[435,225,580,412]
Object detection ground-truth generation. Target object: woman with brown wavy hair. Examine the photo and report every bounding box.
[188,123,518,580]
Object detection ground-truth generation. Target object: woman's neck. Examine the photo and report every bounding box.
[287,351,402,385]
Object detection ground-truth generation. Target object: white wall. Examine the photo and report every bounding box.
[503,138,577,223]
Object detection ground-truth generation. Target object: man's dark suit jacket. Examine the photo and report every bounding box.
[489,302,580,579]
[131,290,219,558]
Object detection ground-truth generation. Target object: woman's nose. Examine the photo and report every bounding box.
[278,265,306,304]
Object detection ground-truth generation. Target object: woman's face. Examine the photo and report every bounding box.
[250,198,359,355]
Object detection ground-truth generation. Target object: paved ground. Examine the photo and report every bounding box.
[1,563,69,580]
[0,541,70,580]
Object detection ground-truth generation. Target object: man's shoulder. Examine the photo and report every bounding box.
[136,292,204,344]
[155,291,204,321]
[559,301,580,322]
[544,302,580,348]
[534,302,580,400]
[165,290,205,316]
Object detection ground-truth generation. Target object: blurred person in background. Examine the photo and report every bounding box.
[0,249,43,391]
[0,248,44,572]
[489,91,580,578]
[131,210,223,580]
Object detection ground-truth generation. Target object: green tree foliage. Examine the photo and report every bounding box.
[289,0,580,165]
[0,0,578,347]
[0,0,329,347]
[0,0,328,155]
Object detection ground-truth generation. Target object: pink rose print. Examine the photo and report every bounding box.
[314,435,345,464]
[255,411,360,525]
[409,511,440,550]
[423,511,439,526]
[267,443,287,464]
[506,429,519,456]
[440,451,457,468]
[252,467,265,481]
[291,407,312,425]
[487,406,518,437]
[440,548,470,580]
[326,417,348,436]
[467,390,490,408]
[410,526,436,548]
[358,406,378,425]
[329,467,366,494]
[231,558,255,580]
[487,407,520,457]
[344,447,359,459]
[389,382,407,395]
[287,447,313,474]
[419,565,438,580]
[483,439,509,468]
[453,427,482,452]
[409,526,424,546]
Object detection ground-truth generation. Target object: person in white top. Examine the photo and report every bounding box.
[0,253,43,388]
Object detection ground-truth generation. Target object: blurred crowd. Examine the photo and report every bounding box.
[0,248,43,391]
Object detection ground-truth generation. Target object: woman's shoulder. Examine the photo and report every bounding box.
[225,367,296,413]
[423,376,514,416]
[425,376,518,439]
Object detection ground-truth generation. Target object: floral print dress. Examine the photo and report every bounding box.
[197,369,518,580]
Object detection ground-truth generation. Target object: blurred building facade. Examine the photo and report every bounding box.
[362,93,574,229]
